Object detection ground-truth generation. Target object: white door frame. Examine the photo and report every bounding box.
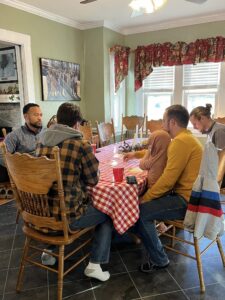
[0,28,35,104]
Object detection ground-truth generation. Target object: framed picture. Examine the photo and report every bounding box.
[0,47,18,83]
[40,58,81,101]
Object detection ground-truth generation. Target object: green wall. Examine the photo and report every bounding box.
[125,21,225,47]
[83,27,124,125]
[0,3,84,125]
[83,27,104,125]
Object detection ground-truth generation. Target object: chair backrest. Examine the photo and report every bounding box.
[146,119,163,133]
[2,128,7,138]
[215,117,225,125]
[122,115,145,131]
[96,118,116,147]
[1,143,69,238]
[121,114,145,141]
[47,115,57,128]
[79,122,93,142]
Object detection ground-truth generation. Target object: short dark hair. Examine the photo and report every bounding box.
[166,105,189,128]
[23,103,40,114]
[57,102,83,127]
[190,104,212,120]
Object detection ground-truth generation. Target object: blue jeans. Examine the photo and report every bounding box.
[70,205,113,264]
[132,194,188,266]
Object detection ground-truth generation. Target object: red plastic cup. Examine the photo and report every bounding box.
[113,167,124,183]
[91,144,97,154]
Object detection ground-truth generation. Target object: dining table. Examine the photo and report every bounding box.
[87,141,147,234]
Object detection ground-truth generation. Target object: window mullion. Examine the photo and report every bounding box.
[174,65,183,106]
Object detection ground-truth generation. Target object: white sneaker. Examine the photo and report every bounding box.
[84,265,110,281]
[41,249,56,266]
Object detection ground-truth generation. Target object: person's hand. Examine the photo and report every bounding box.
[139,195,144,203]
[123,152,135,162]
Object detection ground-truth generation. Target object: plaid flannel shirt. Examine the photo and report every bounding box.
[35,138,99,225]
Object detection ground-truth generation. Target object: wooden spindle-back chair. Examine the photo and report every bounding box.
[1,143,94,300]
[78,121,99,146]
[146,119,163,134]
[121,114,145,141]
[96,118,116,147]
[0,128,14,206]
[47,115,57,128]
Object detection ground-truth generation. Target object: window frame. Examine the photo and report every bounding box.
[136,62,225,119]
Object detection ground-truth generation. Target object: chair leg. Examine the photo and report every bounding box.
[15,209,20,224]
[193,237,205,293]
[216,237,225,266]
[171,225,176,248]
[16,237,31,292]
[57,245,64,300]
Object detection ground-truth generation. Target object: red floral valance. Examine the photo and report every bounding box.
[110,45,130,92]
[134,36,225,91]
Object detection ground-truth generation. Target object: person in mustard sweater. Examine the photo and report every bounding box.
[131,105,203,273]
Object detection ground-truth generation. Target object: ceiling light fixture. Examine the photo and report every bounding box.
[129,0,167,17]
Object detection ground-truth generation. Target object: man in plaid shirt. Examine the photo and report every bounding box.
[36,102,112,282]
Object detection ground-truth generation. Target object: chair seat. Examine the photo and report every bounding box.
[23,225,93,246]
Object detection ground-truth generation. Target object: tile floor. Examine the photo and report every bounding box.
[1,200,225,300]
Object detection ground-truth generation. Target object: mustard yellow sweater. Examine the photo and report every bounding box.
[142,129,203,202]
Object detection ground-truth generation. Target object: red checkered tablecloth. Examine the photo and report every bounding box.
[87,142,147,234]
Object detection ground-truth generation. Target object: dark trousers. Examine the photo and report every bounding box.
[0,165,9,182]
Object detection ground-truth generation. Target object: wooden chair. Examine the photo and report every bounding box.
[79,122,99,147]
[2,127,7,138]
[215,117,225,125]
[79,122,92,141]
[47,115,57,128]
[0,128,14,206]
[218,149,225,195]
[96,118,116,147]
[1,144,94,300]
[160,219,225,293]
[121,114,145,141]
[146,119,163,134]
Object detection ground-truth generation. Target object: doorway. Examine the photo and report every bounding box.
[0,28,35,130]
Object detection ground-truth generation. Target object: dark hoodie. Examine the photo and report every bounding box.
[36,123,99,224]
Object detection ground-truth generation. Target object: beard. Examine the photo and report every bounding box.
[30,122,42,129]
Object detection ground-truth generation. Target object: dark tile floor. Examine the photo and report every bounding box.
[1,200,225,300]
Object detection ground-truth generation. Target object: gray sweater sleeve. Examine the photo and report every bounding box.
[4,131,18,153]
[212,128,225,150]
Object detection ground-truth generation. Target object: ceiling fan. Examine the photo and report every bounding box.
[80,0,208,4]
[80,0,97,4]
[186,0,207,3]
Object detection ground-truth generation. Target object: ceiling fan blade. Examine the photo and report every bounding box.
[185,0,207,4]
[80,0,97,4]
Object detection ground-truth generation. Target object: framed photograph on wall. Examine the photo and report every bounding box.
[40,57,81,101]
[0,47,18,83]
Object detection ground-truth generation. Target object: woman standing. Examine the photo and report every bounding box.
[190,104,225,188]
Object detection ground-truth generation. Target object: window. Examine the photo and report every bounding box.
[143,66,175,120]
[137,62,224,119]
[109,54,125,132]
[183,62,220,117]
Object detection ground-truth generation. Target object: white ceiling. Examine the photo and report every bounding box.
[2,0,225,35]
